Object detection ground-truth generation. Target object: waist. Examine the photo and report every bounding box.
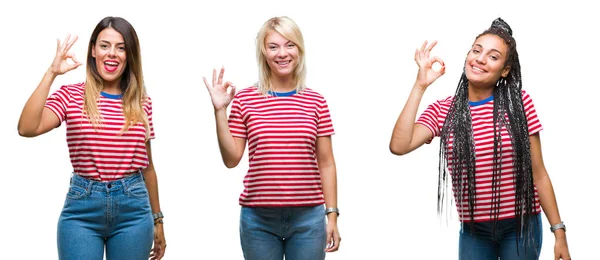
[71,171,144,191]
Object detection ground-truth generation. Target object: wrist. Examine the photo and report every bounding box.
[553,229,566,240]
[411,83,427,93]
[45,69,58,79]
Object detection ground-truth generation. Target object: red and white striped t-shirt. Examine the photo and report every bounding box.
[228,86,335,207]
[417,90,542,222]
[45,83,155,181]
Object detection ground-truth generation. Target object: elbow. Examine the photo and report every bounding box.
[225,162,238,169]
[389,141,409,156]
[390,147,408,156]
[18,127,35,138]
[224,158,241,169]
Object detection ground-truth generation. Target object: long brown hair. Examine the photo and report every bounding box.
[84,16,149,138]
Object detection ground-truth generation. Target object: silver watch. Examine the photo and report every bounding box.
[325,207,339,217]
[550,222,566,233]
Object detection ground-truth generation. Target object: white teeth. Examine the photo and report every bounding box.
[105,61,118,66]
[472,66,484,72]
[277,61,289,65]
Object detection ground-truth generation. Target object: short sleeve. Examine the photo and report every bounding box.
[316,97,335,137]
[521,90,543,135]
[144,96,156,140]
[44,85,71,125]
[228,97,247,139]
[416,101,444,144]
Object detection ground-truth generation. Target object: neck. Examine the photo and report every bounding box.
[467,82,494,102]
[102,81,122,95]
[270,74,295,92]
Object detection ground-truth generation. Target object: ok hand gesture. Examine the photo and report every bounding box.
[49,34,82,75]
[414,40,445,89]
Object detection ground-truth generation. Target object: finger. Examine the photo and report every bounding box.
[203,77,211,90]
[217,66,225,86]
[212,68,217,87]
[430,56,446,75]
[414,49,419,63]
[61,34,72,53]
[65,35,78,52]
[68,53,82,66]
[228,85,237,99]
[326,232,340,252]
[425,40,438,57]
[326,231,332,250]
[56,38,61,52]
[419,40,428,54]
[159,244,166,259]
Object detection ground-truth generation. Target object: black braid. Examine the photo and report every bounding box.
[437,18,537,253]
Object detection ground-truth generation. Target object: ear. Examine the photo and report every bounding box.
[501,65,511,77]
[91,44,96,58]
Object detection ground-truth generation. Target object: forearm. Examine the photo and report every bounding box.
[535,174,566,239]
[18,70,57,136]
[143,167,162,214]
[214,109,241,168]
[389,84,426,155]
[320,163,338,224]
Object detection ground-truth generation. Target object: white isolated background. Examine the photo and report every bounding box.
[0,0,597,259]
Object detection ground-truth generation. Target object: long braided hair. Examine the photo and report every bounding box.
[437,18,537,247]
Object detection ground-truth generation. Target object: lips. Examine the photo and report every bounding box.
[470,65,487,74]
[104,60,119,72]
[275,60,290,67]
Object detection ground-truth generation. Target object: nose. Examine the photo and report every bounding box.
[277,47,288,58]
[475,53,486,64]
[108,47,117,57]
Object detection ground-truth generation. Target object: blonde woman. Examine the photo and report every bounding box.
[18,16,166,260]
[204,16,341,259]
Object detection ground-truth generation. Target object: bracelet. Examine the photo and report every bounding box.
[152,211,164,220]
[550,222,566,233]
[325,207,340,217]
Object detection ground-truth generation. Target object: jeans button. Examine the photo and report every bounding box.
[107,183,112,189]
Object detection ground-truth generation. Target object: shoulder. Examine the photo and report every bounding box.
[432,95,454,107]
[299,88,327,102]
[234,86,260,99]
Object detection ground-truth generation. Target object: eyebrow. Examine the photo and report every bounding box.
[474,44,503,56]
[99,40,125,45]
[267,40,293,45]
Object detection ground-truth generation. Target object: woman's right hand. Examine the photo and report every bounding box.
[414,40,445,90]
[203,67,236,111]
[49,34,82,76]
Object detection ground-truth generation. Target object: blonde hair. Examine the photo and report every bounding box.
[255,16,306,95]
[84,16,150,139]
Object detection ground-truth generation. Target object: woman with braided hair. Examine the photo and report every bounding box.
[389,18,571,259]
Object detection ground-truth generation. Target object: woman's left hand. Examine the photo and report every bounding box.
[325,220,341,252]
[150,223,166,260]
[554,235,571,260]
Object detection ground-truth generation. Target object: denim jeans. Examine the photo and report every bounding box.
[57,172,154,260]
[240,205,327,260]
[458,214,543,260]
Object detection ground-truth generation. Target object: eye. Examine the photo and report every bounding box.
[268,45,278,50]
[100,44,108,49]
[118,46,126,51]
[286,43,295,48]
[490,55,498,61]
[472,49,480,54]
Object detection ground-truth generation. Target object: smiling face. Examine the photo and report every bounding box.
[264,31,299,81]
[465,34,511,88]
[92,27,127,87]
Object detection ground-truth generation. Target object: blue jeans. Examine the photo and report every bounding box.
[458,214,543,260]
[57,172,154,260]
[240,205,327,260]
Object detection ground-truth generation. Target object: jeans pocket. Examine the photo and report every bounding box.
[66,185,87,200]
[126,182,149,198]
